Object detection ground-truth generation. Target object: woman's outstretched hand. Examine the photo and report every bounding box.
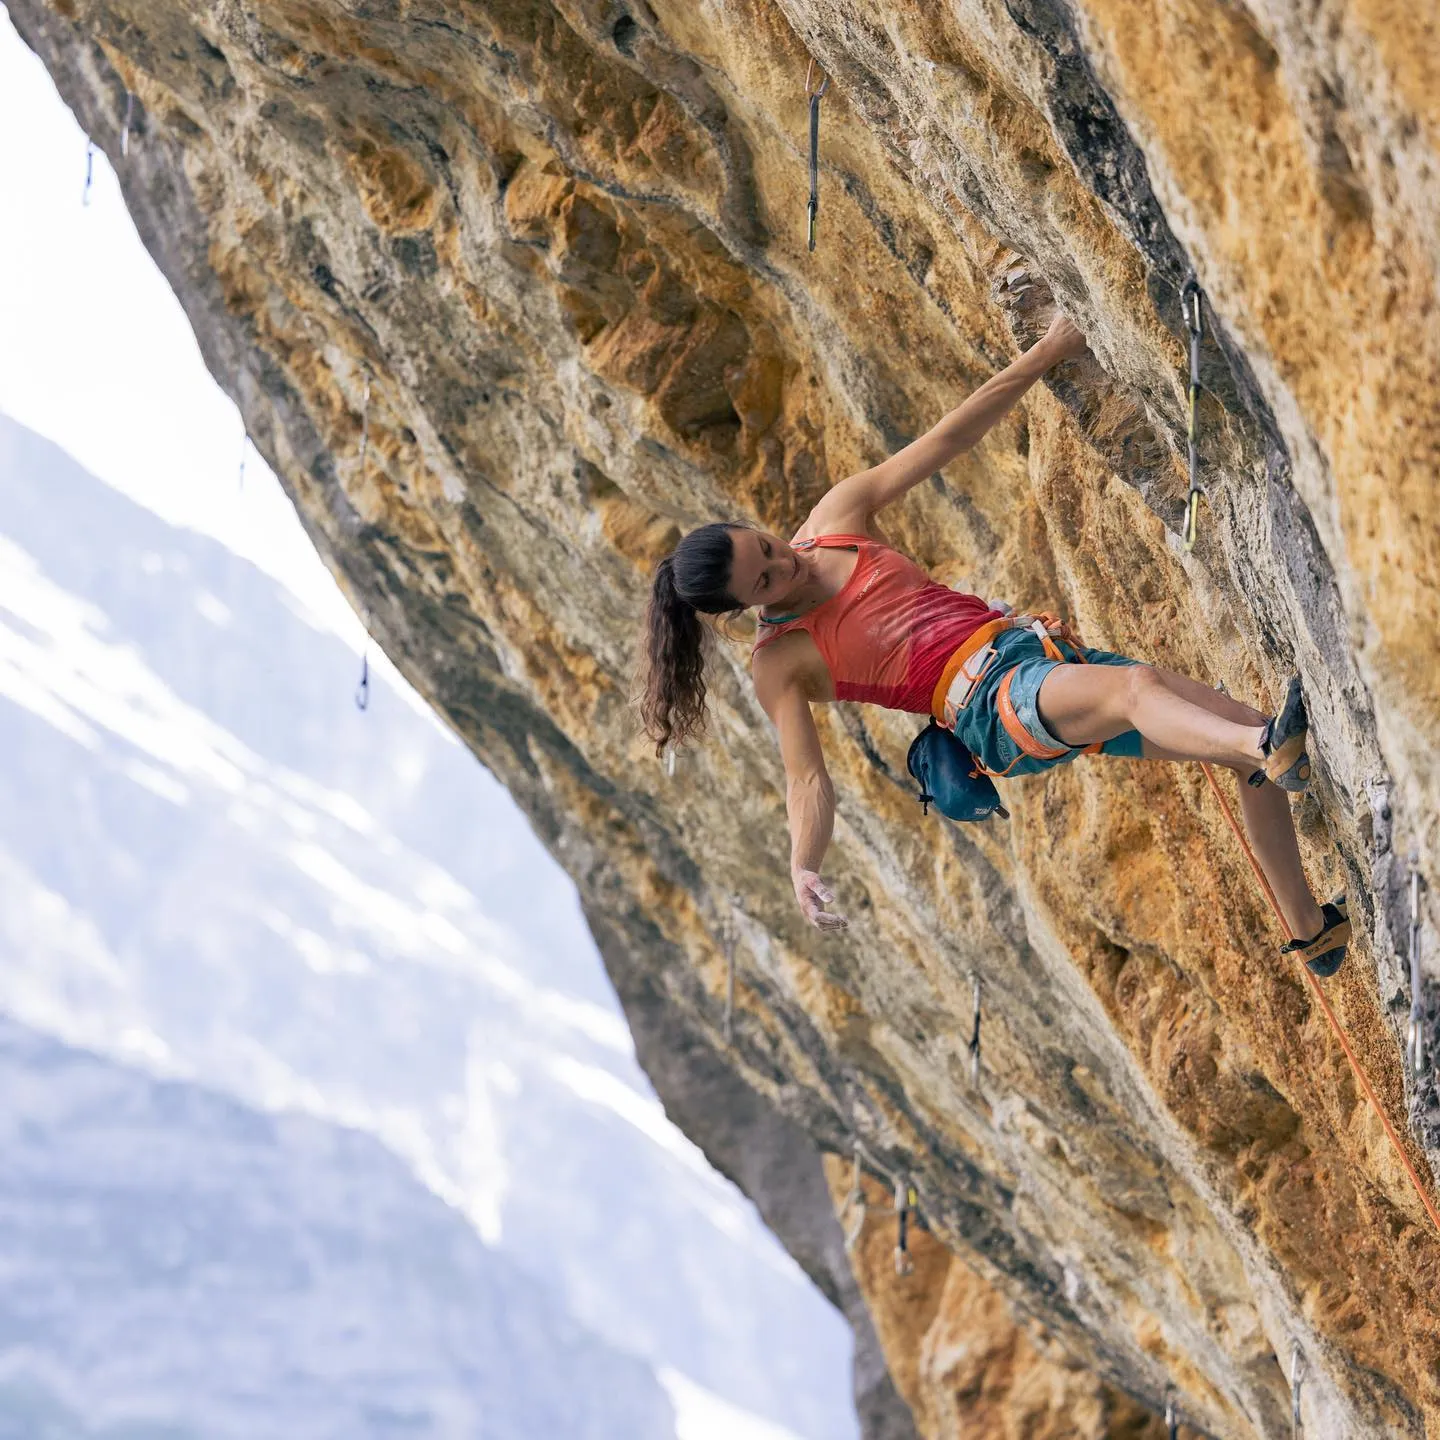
[793,867,849,931]
[1039,311,1089,363]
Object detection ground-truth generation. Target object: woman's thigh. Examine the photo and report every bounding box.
[1036,660,1266,750]
[1033,661,1137,747]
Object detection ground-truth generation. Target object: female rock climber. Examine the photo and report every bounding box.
[637,312,1350,976]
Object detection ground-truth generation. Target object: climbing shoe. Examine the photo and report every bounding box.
[1248,674,1311,791]
[1282,895,1350,978]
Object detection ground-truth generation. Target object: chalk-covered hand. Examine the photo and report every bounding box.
[793,867,849,931]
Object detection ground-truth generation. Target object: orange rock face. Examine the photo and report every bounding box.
[826,1162,1170,1438]
[13,0,1438,1434]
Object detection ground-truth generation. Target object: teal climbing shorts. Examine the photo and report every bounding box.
[950,626,1143,778]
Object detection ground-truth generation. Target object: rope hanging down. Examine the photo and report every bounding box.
[804,60,829,252]
[1196,760,1440,1234]
[1172,355,1440,1232]
[1181,276,1205,551]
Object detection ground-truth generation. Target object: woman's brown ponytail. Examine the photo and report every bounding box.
[638,522,747,756]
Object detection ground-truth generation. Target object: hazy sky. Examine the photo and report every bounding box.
[0,12,366,655]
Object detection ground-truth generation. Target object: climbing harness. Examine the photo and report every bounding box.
[968,972,982,1086]
[1289,1342,1307,1437]
[1408,857,1426,1085]
[893,1175,916,1276]
[121,90,135,158]
[355,649,370,711]
[804,60,829,252]
[82,139,94,206]
[1181,276,1204,552]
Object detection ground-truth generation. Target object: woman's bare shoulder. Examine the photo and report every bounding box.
[793,491,889,546]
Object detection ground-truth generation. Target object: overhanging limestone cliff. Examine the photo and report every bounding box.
[13,0,1439,1435]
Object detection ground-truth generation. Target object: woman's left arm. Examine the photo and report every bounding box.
[817,314,1087,527]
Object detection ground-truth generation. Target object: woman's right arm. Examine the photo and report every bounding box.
[754,654,848,931]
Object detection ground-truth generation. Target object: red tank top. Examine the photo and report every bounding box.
[751,534,1001,713]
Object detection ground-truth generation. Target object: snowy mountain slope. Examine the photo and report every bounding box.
[0,1014,674,1440]
[0,413,855,1440]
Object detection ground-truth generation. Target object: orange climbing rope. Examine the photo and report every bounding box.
[1167,279,1439,1234]
[1198,762,1440,1236]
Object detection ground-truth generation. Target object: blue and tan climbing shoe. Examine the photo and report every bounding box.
[1248,674,1311,791]
[1283,895,1350,977]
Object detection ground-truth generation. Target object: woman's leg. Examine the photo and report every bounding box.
[1038,660,1264,767]
[1038,662,1326,940]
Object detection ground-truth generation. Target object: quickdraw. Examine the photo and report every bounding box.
[1289,1342,1307,1437]
[842,1146,868,1251]
[968,971,982,1086]
[804,60,829,252]
[121,90,135,158]
[1408,857,1427,1085]
[357,373,372,475]
[893,1175,916,1276]
[842,1143,924,1274]
[83,139,95,207]
[722,910,737,1046]
[355,649,370,711]
[1181,276,1205,551]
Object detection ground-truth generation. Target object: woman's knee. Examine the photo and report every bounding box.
[1123,663,1164,716]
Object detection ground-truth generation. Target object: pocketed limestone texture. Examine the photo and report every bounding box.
[13,0,1438,1435]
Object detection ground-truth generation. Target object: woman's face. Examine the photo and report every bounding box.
[726,528,807,609]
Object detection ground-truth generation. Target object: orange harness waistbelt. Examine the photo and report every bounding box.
[930,617,1011,729]
[930,613,1097,733]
